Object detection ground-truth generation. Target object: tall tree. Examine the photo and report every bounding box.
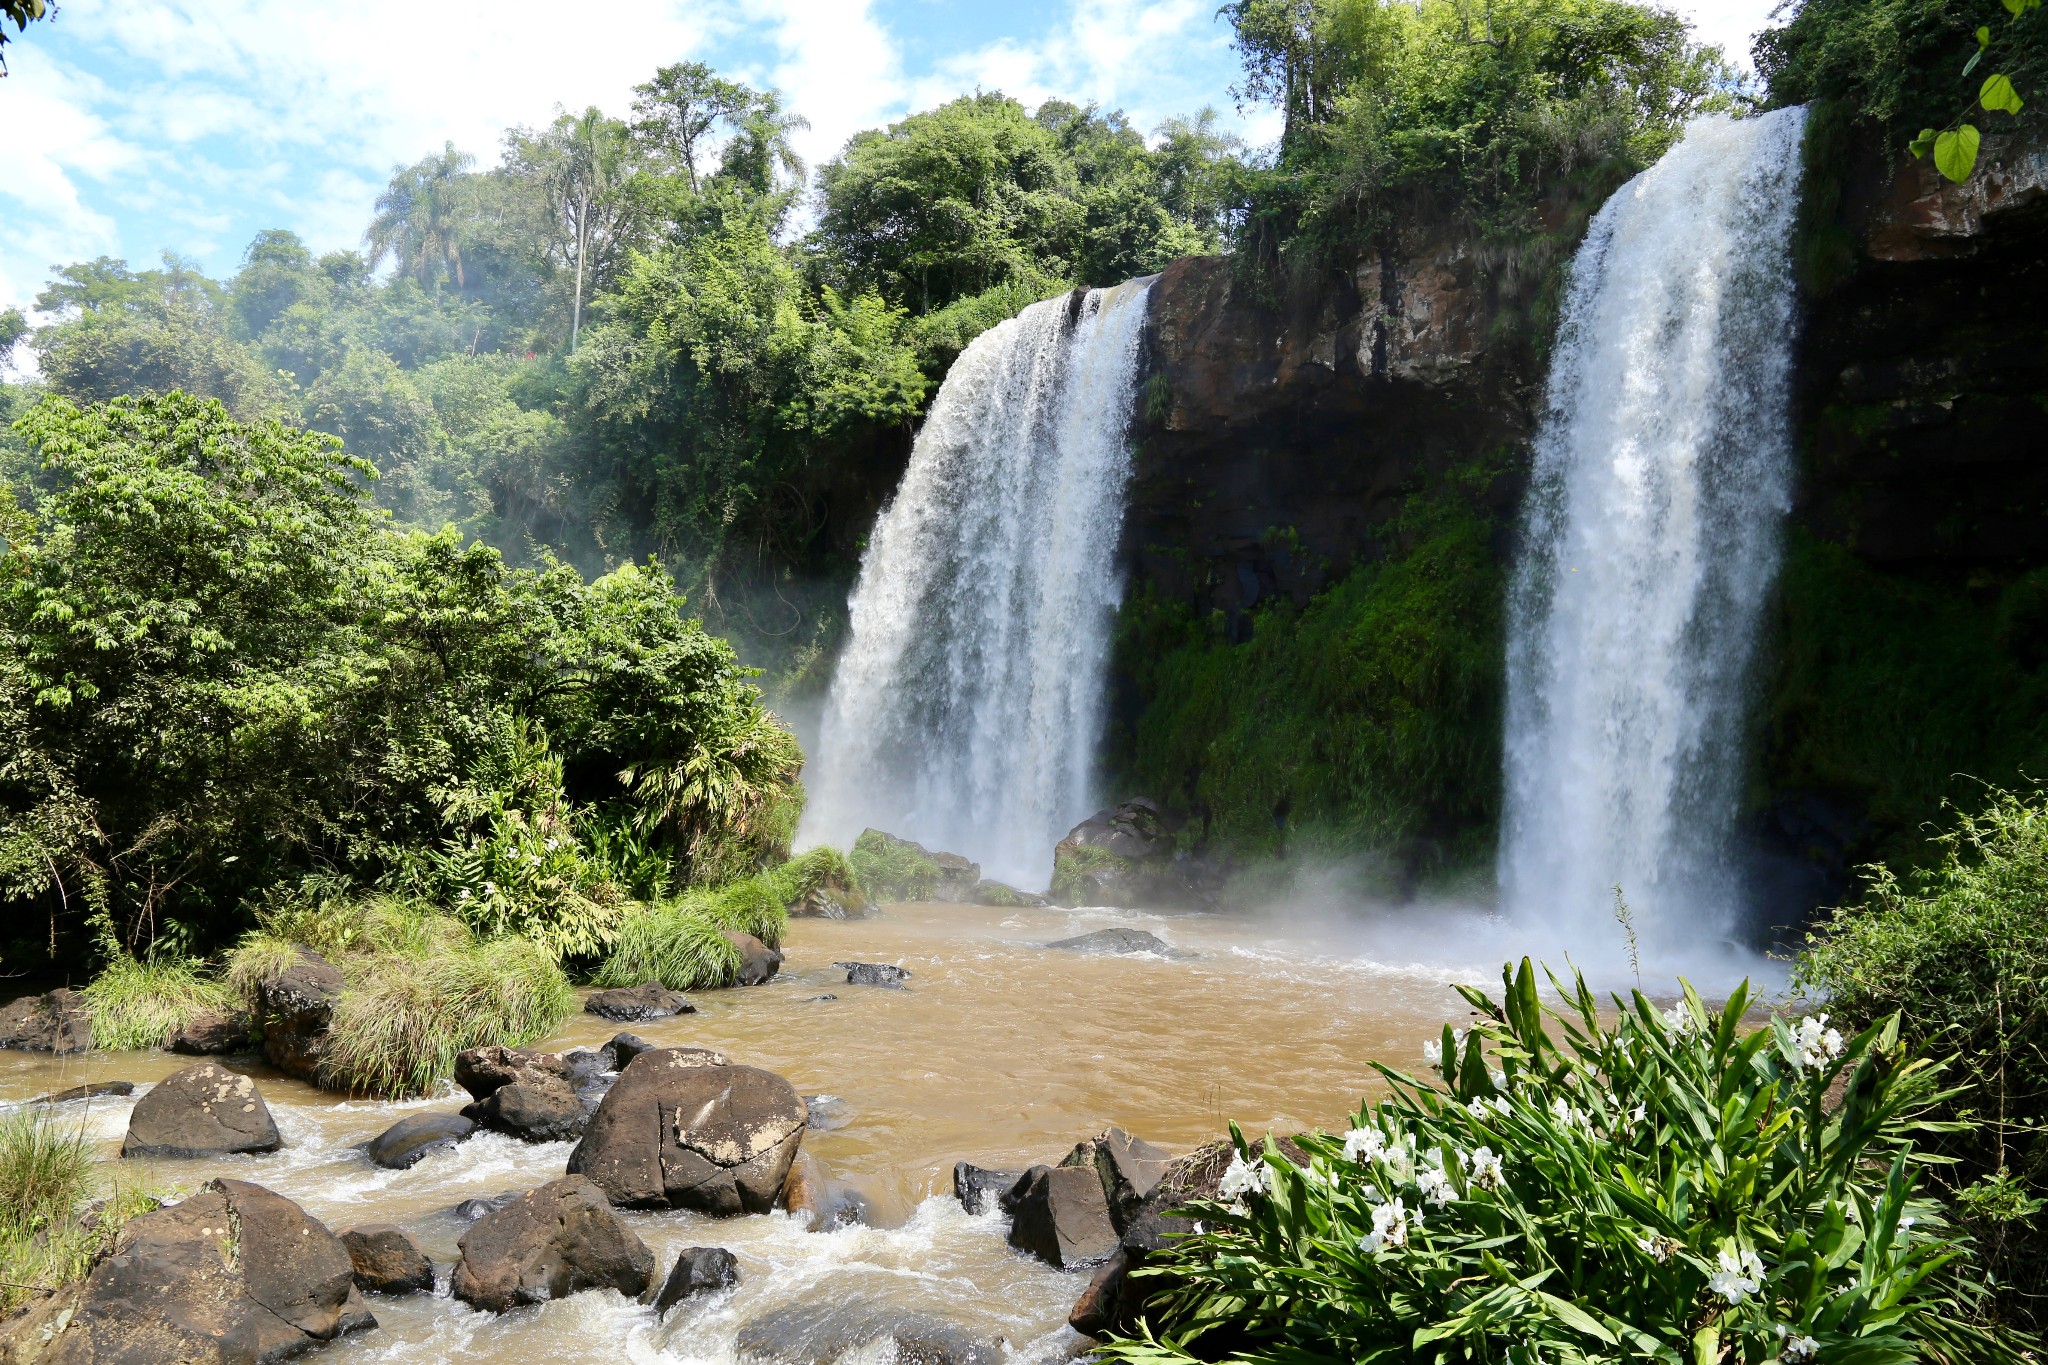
[631,61,752,190]
[366,143,478,290]
[506,108,641,349]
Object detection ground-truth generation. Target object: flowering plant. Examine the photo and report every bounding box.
[1106,960,2026,1365]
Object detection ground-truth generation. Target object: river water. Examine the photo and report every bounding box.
[2,902,1471,1363]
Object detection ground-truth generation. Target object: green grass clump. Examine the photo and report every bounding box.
[0,1109,159,1314]
[226,893,575,1098]
[764,845,857,907]
[593,901,745,992]
[1051,844,1131,903]
[80,955,239,1051]
[851,829,941,901]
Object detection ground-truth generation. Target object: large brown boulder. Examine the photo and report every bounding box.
[1063,1126,1174,1234]
[166,1008,249,1055]
[1004,1164,1118,1268]
[454,1045,588,1143]
[449,1176,654,1313]
[721,931,783,986]
[0,989,92,1055]
[0,1177,373,1363]
[251,950,343,1082]
[340,1224,433,1296]
[566,1047,807,1215]
[122,1063,281,1159]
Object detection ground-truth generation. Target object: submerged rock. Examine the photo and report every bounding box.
[0,1177,373,1361]
[781,1151,872,1231]
[365,1112,475,1170]
[1044,928,1187,958]
[835,961,910,987]
[451,1176,654,1313]
[1004,1164,1119,1268]
[951,1162,1023,1216]
[723,930,783,985]
[165,1007,249,1055]
[251,949,344,1082]
[33,1080,134,1105]
[650,1245,739,1313]
[0,988,92,1055]
[735,1298,1004,1365]
[122,1062,281,1158]
[1050,799,1220,909]
[342,1223,434,1296]
[443,1191,521,1226]
[584,983,695,1022]
[567,1047,807,1215]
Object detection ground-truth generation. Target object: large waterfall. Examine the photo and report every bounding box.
[1498,108,1808,958]
[800,279,1154,887]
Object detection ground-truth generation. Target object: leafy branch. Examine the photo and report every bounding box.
[1911,0,2039,182]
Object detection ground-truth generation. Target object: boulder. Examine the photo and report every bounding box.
[252,950,344,1082]
[165,1007,249,1055]
[853,829,982,903]
[365,1112,475,1170]
[835,961,910,988]
[34,1080,134,1105]
[455,1044,589,1143]
[1044,928,1187,958]
[0,988,92,1055]
[1050,799,1220,910]
[1069,1248,1131,1336]
[722,930,783,985]
[649,1246,739,1314]
[1004,1164,1119,1269]
[583,983,695,1022]
[788,881,875,920]
[736,1299,1004,1365]
[1064,1127,1174,1235]
[450,1176,654,1313]
[0,1178,372,1362]
[122,1063,281,1158]
[781,1151,871,1231]
[968,880,1047,907]
[951,1162,1023,1216]
[341,1224,433,1296]
[566,1047,807,1215]
[603,1032,659,1070]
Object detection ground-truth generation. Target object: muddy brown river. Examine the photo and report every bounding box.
[3,902,1509,1362]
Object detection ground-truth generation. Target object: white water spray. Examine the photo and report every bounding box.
[800,279,1155,888]
[1498,108,1808,959]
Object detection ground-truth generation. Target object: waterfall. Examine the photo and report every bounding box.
[1498,108,1808,957]
[800,278,1155,888]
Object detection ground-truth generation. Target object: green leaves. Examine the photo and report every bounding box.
[1934,125,1982,184]
[1980,73,2025,114]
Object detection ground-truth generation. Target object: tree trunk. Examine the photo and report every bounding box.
[572,192,589,350]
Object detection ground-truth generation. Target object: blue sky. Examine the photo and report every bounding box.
[1,0,1776,333]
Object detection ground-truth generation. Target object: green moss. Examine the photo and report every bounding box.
[1109,475,1507,883]
[1051,845,1132,903]
[1761,532,2048,866]
[850,828,942,902]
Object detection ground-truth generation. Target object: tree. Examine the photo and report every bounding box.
[0,0,50,76]
[715,88,810,197]
[366,143,478,290]
[506,108,642,349]
[631,61,753,190]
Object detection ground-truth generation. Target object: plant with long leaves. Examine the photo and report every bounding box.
[1106,959,2028,1365]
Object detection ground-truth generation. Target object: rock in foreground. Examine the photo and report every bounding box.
[342,1224,434,1296]
[451,1176,654,1313]
[455,1044,588,1143]
[584,983,695,1022]
[122,1063,281,1158]
[736,1298,1003,1365]
[1044,928,1187,958]
[1005,1164,1119,1268]
[567,1047,807,1214]
[649,1246,739,1313]
[0,989,92,1055]
[365,1112,474,1170]
[835,961,910,987]
[0,1178,372,1362]
[723,930,783,985]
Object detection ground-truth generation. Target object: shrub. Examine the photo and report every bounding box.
[1108,961,2026,1364]
[1797,783,2048,1332]
[80,954,238,1051]
[0,1109,159,1315]
[593,900,744,992]
[1051,844,1131,903]
[850,828,941,901]
[764,845,858,907]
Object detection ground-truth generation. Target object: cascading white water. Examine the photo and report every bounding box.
[800,278,1155,888]
[1498,108,1808,959]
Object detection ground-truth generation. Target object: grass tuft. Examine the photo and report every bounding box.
[593,901,744,992]
[0,1108,159,1314]
[850,829,942,901]
[81,955,239,1051]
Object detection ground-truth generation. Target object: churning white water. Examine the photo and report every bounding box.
[1498,108,1808,961]
[801,279,1154,887]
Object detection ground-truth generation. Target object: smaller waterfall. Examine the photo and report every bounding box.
[1498,108,1808,957]
[800,279,1155,887]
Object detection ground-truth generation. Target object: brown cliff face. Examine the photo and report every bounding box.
[1128,246,1540,632]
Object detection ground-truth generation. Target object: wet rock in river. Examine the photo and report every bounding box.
[342,1223,434,1296]
[735,1298,1004,1365]
[0,988,92,1055]
[1069,1247,1131,1336]
[164,1006,249,1055]
[445,1191,521,1225]
[365,1112,475,1170]
[0,1177,374,1362]
[723,930,784,985]
[836,961,910,987]
[455,1044,589,1143]
[603,1031,660,1070]
[1044,927,1187,958]
[649,1245,739,1313]
[567,1047,807,1215]
[122,1062,281,1158]
[451,1175,654,1313]
[781,1151,872,1231]
[1004,1164,1119,1269]
[951,1162,1022,1216]
[584,982,695,1022]
[1063,1126,1174,1234]
[33,1080,134,1105]
[251,949,344,1082]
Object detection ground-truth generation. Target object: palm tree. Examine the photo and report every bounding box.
[717,90,810,195]
[364,143,476,289]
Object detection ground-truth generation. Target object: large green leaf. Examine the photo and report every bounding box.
[1934,125,1982,183]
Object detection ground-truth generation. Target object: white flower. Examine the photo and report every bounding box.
[1489,1068,1507,1090]
[1343,1127,1388,1163]
[1550,1097,1590,1131]
[1422,1039,1443,1066]
[1463,1145,1505,1191]
[1218,1151,1270,1207]
[1635,1233,1678,1263]
[1383,1141,1413,1184]
[1793,1014,1847,1071]
[545,838,560,851]
[1776,1325,1819,1362]
[1416,1163,1455,1207]
[1662,1003,1699,1038]
[1467,1094,1511,1120]
[456,888,470,902]
[1709,1247,1765,1304]
[482,880,498,896]
[1358,1196,1413,1253]
[1895,1215,1916,1236]
[1631,1103,1647,1124]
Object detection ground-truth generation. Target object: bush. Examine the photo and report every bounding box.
[1109,961,2025,1364]
[593,901,743,992]
[764,845,857,907]
[80,954,239,1051]
[0,1109,158,1315]
[1797,783,2048,1332]
[850,828,941,901]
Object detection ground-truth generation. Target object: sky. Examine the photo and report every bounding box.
[0,0,1782,333]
